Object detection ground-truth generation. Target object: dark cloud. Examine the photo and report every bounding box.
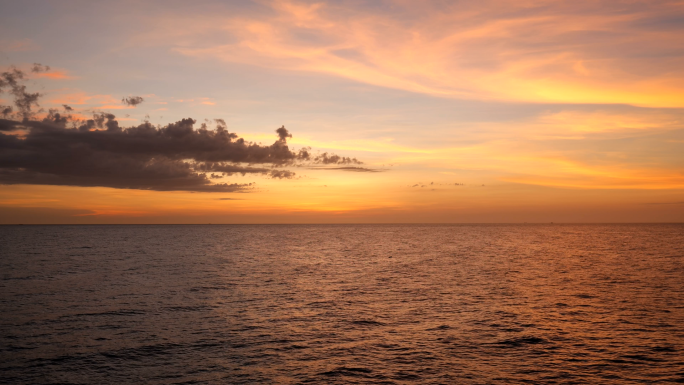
[63,104,73,111]
[312,152,362,165]
[276,125,291,142]
[122,96,144,107]
[269,169,297,179]
[0,116,306,191]
[196,163,297,179]
[30,63,50,73]
[0,67,41,119]
[0,68,369,192]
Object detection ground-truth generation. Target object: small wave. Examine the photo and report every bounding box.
[652,346,676,352]
[2,275,38,281]
[163,305,212,312]
[619,354,664,362]
[188,285,236,292]
[305,300,336,308]
[495,336,547,347]
[73,309,145,317]
[321,366,373,377]
[349,320,386,326]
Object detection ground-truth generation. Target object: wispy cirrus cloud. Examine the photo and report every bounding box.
[32,69,75,80]
[156,0,684,107]
[0,38,39,52]
[49,92,121,107]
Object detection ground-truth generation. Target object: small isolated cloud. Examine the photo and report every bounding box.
[269,169,296,179]
[202,101,215,105]
[309,166,382,172]
[31,63,50,73]
[411,181,466,187]
[311,152,362,165]
[121,96,144,107]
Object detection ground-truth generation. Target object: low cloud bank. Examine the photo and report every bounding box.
[0,67,365,192]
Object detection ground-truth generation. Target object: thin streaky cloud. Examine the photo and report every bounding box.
[163,0,684,107]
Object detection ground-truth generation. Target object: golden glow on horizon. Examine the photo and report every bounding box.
[1,0,684,223]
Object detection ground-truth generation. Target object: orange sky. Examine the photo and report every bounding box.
[1,0,683,223]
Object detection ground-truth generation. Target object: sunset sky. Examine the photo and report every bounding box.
[1,0,683,223]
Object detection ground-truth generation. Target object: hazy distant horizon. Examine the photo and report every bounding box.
[2,222,684,225]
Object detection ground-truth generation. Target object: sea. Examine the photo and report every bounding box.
[1,224,683,384]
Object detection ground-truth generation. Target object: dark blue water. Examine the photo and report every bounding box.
[1,224,683,384]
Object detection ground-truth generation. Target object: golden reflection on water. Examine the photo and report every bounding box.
[1,224,682,383]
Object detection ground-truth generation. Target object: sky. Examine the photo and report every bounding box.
[1,0,683,223]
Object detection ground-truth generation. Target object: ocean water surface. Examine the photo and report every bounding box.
[1,224,683,384]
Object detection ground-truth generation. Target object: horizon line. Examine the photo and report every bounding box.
[2,222,683,226]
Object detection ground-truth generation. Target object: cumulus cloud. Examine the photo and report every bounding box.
[0,68,367,192]
[0,115,308,191]
[122,96,144,107]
